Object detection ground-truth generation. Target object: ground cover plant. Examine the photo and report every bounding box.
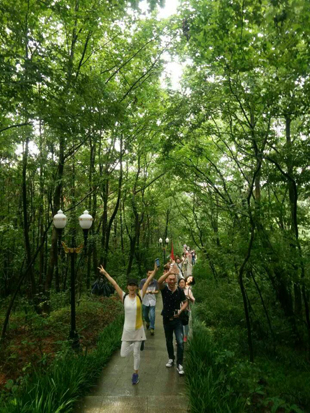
[185,262,310,413]
[0,294,123,412]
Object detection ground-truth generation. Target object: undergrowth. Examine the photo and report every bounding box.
[0,309,123,412]
[185,262,310,413]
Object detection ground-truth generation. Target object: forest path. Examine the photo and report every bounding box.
[75,305,189,413]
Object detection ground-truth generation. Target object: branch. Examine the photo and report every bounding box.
[0,122,31,133]
[120,51,164,102]
[64,137,89,161]
[134,171,167,194]
[64,186,99,213]
[76,31,92,81]
[105,36,158,85]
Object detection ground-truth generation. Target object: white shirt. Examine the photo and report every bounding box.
[139,279,158,307]
[121,290,146,342]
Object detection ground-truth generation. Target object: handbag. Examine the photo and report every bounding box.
[179,310,189,326]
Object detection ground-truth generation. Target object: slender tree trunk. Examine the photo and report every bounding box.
[250,269,275,343]
[22,137,36,297]
[104,137,123,267]
[45,0,80,293]
[239,227,254,362]
[45,135,64,292]
[38,116,45,290]
[285,116,302,315]
[1,221,53,340]
[100,176,109,264]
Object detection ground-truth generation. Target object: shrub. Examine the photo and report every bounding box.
[1,315,123,413]
[186,317,246,413]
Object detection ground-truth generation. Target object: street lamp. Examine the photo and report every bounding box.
[159,237,169,264]
[53,209,93,349]
[79,210,93,248]
[53,209,67,253]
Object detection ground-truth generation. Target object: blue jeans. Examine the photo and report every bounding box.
[142,305,156,329]
[163,318,184,365]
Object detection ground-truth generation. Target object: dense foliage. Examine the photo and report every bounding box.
[1,0,310,411]
[186,263,310,412]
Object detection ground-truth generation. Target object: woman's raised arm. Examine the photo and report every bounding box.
[98,265,123,300]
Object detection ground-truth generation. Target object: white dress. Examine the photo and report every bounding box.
[121,290,146,342]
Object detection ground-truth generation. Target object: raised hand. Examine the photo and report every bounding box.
[98,265,107,276]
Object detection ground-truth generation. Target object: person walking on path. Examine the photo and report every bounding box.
[191,250,196,266]
[139,274,159,335]
[98,262,158,385]
[182,252,188,277]
[183,276,195,342]
[186,250,193,277]
[158,263,188,376]
[175,257,184,281]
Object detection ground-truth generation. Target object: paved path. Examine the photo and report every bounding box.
[76,305,189,413]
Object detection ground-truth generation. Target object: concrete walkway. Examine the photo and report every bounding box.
[75,305,189,413]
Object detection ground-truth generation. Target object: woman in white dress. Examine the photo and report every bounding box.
[186,250,193,277]
[98,263,158,385]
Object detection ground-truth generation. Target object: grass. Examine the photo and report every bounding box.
[185,262,310,413]
[0,293,123,413]
[185,318,246,413]
[0,313,123,413]
[0,295,121,388]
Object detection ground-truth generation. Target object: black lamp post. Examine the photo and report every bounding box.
[53,209,93,349]
[159,237,169,264]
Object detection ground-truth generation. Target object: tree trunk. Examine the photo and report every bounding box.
[45,0,80,292]
[285,116,302,315]
[22,137,36,297]
[45,135,64,292]
[104,137,123,267]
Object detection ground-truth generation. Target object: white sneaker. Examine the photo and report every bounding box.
[166,359,174,367]
[177,364,184,375]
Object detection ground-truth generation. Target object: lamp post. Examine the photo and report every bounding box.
[53,209,93,349]
[159,237,169,264]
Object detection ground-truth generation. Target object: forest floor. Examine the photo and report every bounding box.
[0,295,122,392]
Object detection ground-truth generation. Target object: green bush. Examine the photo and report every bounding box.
[1,314,123,413]
[186,274,310,412]
[186,318,246,413]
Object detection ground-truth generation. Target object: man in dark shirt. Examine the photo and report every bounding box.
[158,264,188,376]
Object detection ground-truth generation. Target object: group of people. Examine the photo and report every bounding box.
[175,244,197,280]
[98,248,196,386]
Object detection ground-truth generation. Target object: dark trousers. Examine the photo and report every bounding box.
[163,318,184,365]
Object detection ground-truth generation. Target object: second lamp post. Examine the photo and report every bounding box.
[159,237,169,265]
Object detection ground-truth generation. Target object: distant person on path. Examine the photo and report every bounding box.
[182,252,188,277]
[158,263,188,376]
[139,274,159,335]
[98,262,158,385]
[191,250,196,266]
[186,250,193,277]
[175,257,184,280]
[177,278,190,342]
[183,276,195,342]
